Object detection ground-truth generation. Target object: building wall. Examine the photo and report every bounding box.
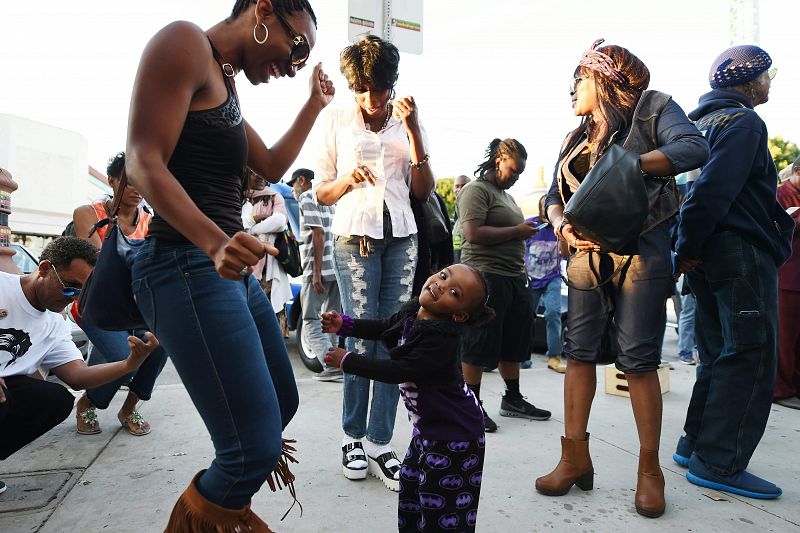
[0,114,103,254]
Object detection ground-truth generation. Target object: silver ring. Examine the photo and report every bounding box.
[239,267,249,277]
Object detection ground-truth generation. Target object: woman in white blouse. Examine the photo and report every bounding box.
[316,35,434,492]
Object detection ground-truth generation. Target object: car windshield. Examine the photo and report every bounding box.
[11,244,39,274]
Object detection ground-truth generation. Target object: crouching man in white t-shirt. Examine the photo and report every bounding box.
[0,237,158,494]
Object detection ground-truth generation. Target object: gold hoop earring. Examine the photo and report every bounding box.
[253,8,268,45]
[254,22,269,45]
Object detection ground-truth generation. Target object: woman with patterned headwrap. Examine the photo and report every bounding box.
[535,40,708,518]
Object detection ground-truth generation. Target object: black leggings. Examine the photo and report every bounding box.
[398,433,484,533]
[0,375,74,460]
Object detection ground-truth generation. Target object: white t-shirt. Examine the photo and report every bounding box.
[314,106,431,239]
[0,272,82,378]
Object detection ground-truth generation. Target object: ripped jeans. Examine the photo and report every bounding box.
[334,217,417,445]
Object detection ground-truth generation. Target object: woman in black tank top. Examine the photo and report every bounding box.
[126,2,334,530]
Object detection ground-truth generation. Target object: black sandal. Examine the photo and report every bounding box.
[342,442,368,480]
[368,451,401,492]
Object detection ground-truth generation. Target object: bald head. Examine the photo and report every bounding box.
[454,175,470,195]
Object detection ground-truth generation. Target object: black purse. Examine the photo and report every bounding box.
[77,170,147,331]
[274,228,303,278]
[563,144,648,253]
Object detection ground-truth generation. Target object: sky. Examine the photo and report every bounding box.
[1,0,797,197]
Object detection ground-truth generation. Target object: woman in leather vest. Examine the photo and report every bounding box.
[536,40,708,518]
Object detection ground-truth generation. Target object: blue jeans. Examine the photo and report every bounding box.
[334,223,417,445]
[82,320,169,410]
[678,276,697,358]
[132,239,298,508]
[529,277,563,357]
[684,231,778,475]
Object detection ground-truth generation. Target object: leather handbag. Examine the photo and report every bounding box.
[274,228,303,278]
[77,170,147,331]
[418,191,450,245]
[563,144,648,253]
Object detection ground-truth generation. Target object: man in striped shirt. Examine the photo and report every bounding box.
[289,168,342,381]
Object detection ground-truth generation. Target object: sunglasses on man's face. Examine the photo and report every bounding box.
[50,263,81,297]
[273,10,311,69]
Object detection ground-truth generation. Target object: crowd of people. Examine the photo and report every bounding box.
[1,1,798,531]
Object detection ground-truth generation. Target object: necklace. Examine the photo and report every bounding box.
[367,104,392,132]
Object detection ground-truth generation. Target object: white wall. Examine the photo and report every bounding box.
[0,114,89,236]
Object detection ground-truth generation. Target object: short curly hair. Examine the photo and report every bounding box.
[40,237,98,270]
[340,35,400,92]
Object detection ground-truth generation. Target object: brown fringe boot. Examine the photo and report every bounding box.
[164,471,274,533]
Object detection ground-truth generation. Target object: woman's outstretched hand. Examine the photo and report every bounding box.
[309,63,335,108]
[321,310,343,333]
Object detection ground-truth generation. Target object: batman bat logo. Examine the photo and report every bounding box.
[455,492,473,509]
[469,471,483,487]
[438,474,464,490]
[438,513,460,529]
[447,440,471,452]
[399,500,421,512]
[425,453,451,469]
[462,454,480,471]
[401,466,420,481]
[467,509,478,526]
[478,435,486,448]
[419,492,446,509]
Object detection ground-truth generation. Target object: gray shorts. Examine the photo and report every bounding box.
[564,223,671,373]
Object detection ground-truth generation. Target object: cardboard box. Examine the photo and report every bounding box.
[604,363,670,398]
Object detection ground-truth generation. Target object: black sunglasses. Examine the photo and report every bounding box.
[50,263,81,297]
[273,10,310,69]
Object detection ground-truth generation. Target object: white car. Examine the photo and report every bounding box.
[10,243,90,359]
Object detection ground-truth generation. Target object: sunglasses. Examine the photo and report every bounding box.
[50,263,81,297]
[273,10,311,69]
[569,75,590,95]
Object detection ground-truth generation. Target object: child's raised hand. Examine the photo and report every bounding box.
[321,310,343,333]
[324,347,348,368]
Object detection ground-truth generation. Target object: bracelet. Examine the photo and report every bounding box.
[409,153,430,169]
[556,220,568,240]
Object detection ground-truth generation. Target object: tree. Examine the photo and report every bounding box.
[436,177,456,218]
[769,136,799,172]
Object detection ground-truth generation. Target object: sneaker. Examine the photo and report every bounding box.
[499,395,551,420]
[520,360,533,369]
[313,368,343,382]
[677,353,696,365]
[0,480,6,495]
[672,435,694,467]
[367,451,401,492]
[480,401,497,433]
[687,453,782,499]
[342,442,368,480]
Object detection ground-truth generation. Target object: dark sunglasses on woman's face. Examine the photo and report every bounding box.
[273,10,311,69]
[569,75,590,95]
[50,263,81,297]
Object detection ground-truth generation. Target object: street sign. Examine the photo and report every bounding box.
[348,0,423,55]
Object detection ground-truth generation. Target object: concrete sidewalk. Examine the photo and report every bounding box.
[1,330,798,532]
